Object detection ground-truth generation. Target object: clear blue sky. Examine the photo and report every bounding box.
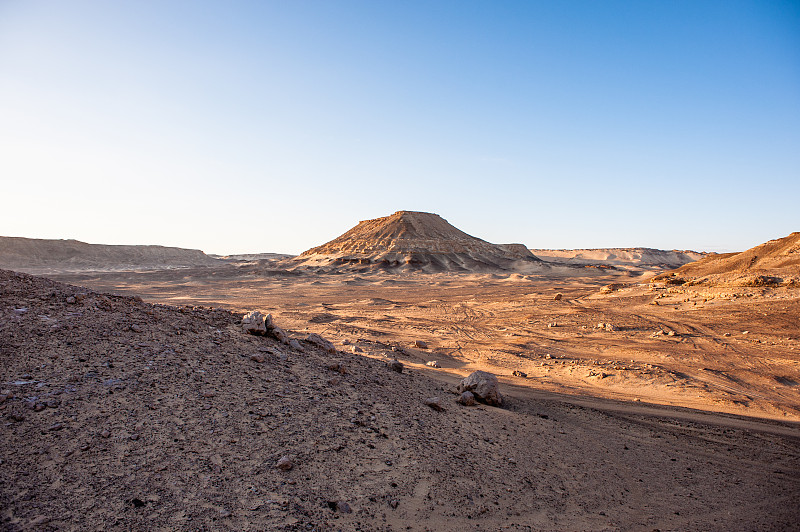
[1,1,798,254]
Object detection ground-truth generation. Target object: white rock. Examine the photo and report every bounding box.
[242,311,267,335]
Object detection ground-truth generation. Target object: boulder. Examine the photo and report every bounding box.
[457,371,502,406]
[512,370,527,378]
[553,293,563,301]
[306,333,336,353]
[413,340,428,349]
[425,360,440,368]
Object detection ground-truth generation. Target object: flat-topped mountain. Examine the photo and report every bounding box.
[0,236,220,274]
[654,232,800,286]
[531,248,706,271]
[291,211,541,273]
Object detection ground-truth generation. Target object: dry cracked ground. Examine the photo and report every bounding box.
[3,269,800,531]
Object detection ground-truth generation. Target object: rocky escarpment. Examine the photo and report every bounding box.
[289,211,542,273]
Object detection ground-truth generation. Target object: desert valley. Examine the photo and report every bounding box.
[2,211,799,531]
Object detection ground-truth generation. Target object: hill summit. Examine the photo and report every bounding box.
[292,211,540,273]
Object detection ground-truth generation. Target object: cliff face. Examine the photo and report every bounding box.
[0,236,220,274]
[293,211,541,273]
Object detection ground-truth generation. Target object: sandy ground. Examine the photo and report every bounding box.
[3,268,800,532]
[55,266,800,423]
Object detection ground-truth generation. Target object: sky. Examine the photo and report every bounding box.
[1,0,798,255]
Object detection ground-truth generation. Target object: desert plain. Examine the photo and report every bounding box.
[2,214,799,531]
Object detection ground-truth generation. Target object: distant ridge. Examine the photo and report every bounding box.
[290,211,542,273]
[653,232,800,286]
[531,248,706,271]
[0,236,220,274]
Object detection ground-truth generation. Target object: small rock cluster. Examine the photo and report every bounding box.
[241,311,291,345]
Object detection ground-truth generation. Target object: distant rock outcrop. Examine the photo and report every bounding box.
[531,247,706,271]
[652,232,800,287]
[0,236,220,274]
[287,211,543,273]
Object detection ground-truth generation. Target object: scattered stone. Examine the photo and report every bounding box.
[306,333,336,353]
[387,360,404,373]
[512,370,527,378]
[600,283,624,294]
[723,332,731,337]
[242,311,268,335]
[336,501,352,514]
[100,429,111,439]
[413,340,428,349]
[80,442,91,452]
[667,330,676,337]
[456,391,476,406]
[742,331,750,335]
[425,360,440,368]
[200,390,216,398]
[553,293,563,301]
[424,397,445,411]
[270,326,290,345]
[351,345,363,353]
[130,324,142,333]
[597,322,617,332]
[66,296,77,304]
[327,363,347,374]
[250,353,266,363]
[288,338,302,351]
[389,499,399,509]
[48,422,64,431]
[276,456,293,471]
[129,433,140,441]
[341,339,351,345]
[548,322,558,328]
[544,354,552,359]
[457,371,502,406]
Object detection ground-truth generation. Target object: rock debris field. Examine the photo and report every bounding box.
[2,269,800,531]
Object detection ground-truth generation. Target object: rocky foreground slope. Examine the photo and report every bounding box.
[0,237,221,275]
[2,270,800,531]
[290,211,542,273]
